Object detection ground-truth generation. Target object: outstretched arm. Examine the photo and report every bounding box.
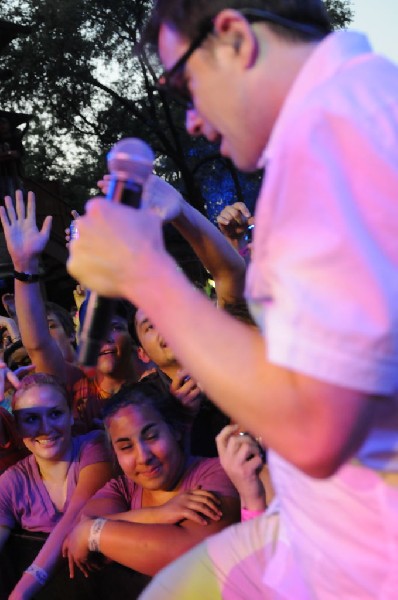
[0,191,69,382]
[138,175,246,306]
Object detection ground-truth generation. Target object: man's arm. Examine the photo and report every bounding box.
[67,200,379,478]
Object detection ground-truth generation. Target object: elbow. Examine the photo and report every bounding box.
[295,458,342,479]
[287,438,348,480]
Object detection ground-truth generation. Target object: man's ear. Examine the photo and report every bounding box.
[137,346,152,364]
[212,9,258,69]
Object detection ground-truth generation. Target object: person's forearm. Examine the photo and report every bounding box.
[94,520,208,576]
[84,498,177,525]
[173,200,246,304]
[124,253,373,478]
[13,278,66,380]
[106,508,169,524]
[240,479,267,512]
[13,252,48,352]
[12,508,81,599]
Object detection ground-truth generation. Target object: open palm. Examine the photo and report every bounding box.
[0,190,52,266]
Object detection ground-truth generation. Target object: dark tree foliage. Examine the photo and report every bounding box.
[0,0,352,219]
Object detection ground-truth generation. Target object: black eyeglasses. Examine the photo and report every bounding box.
[155,8,326,110]
[156,20,214,110]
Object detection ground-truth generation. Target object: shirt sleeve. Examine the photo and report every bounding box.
[247,99,398,394]
[185,458,238,498]
[78,430,112,470]
[89,475,133,512]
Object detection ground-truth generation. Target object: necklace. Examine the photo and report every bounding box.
[94,379,115,400]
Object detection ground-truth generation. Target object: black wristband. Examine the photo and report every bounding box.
[13,270,40,283]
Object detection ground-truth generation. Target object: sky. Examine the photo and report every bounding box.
[348,0,398,65]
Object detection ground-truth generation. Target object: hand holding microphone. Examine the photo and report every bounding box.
[76,138,154,368]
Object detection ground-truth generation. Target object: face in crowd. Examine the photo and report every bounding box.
[13,378,73,463]
[97,315,134,377]
[47,310,76,363]
[105,400,185,492]
[134,308,177,371]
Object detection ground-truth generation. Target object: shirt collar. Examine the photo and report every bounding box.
[257,31,373,169]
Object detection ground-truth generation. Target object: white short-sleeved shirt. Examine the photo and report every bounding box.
[246,31,398,397]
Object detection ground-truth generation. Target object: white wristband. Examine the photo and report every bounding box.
[24,563,48,586]
[88,517,107,553]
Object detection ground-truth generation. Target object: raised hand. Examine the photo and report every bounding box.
[68,199,165,298]
[170,368,202,413]
[0,190,52,272]
[216,424,266,512]
[216,202,253,241]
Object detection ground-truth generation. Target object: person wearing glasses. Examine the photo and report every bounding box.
[68,1,398,598]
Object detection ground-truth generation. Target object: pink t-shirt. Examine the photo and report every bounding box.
[0,430,110,532]
[92,457,238,510]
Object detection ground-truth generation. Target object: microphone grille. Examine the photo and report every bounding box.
[107,138,154,184]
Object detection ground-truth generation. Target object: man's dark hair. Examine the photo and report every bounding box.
[143,0,332,48]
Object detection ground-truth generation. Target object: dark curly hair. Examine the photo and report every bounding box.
[102,372,192,442]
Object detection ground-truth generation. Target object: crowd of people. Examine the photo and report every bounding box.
[0,179,264,599]
[1,0,397,598]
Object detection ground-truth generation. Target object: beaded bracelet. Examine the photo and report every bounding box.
[24,563,48,586]
[88,517,107,553]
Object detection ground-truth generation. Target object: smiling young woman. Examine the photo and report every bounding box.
[64,374,239,590]
[0,373,112,600]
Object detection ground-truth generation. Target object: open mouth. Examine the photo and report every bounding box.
[99,347,116,357]
[35,437,60,447]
